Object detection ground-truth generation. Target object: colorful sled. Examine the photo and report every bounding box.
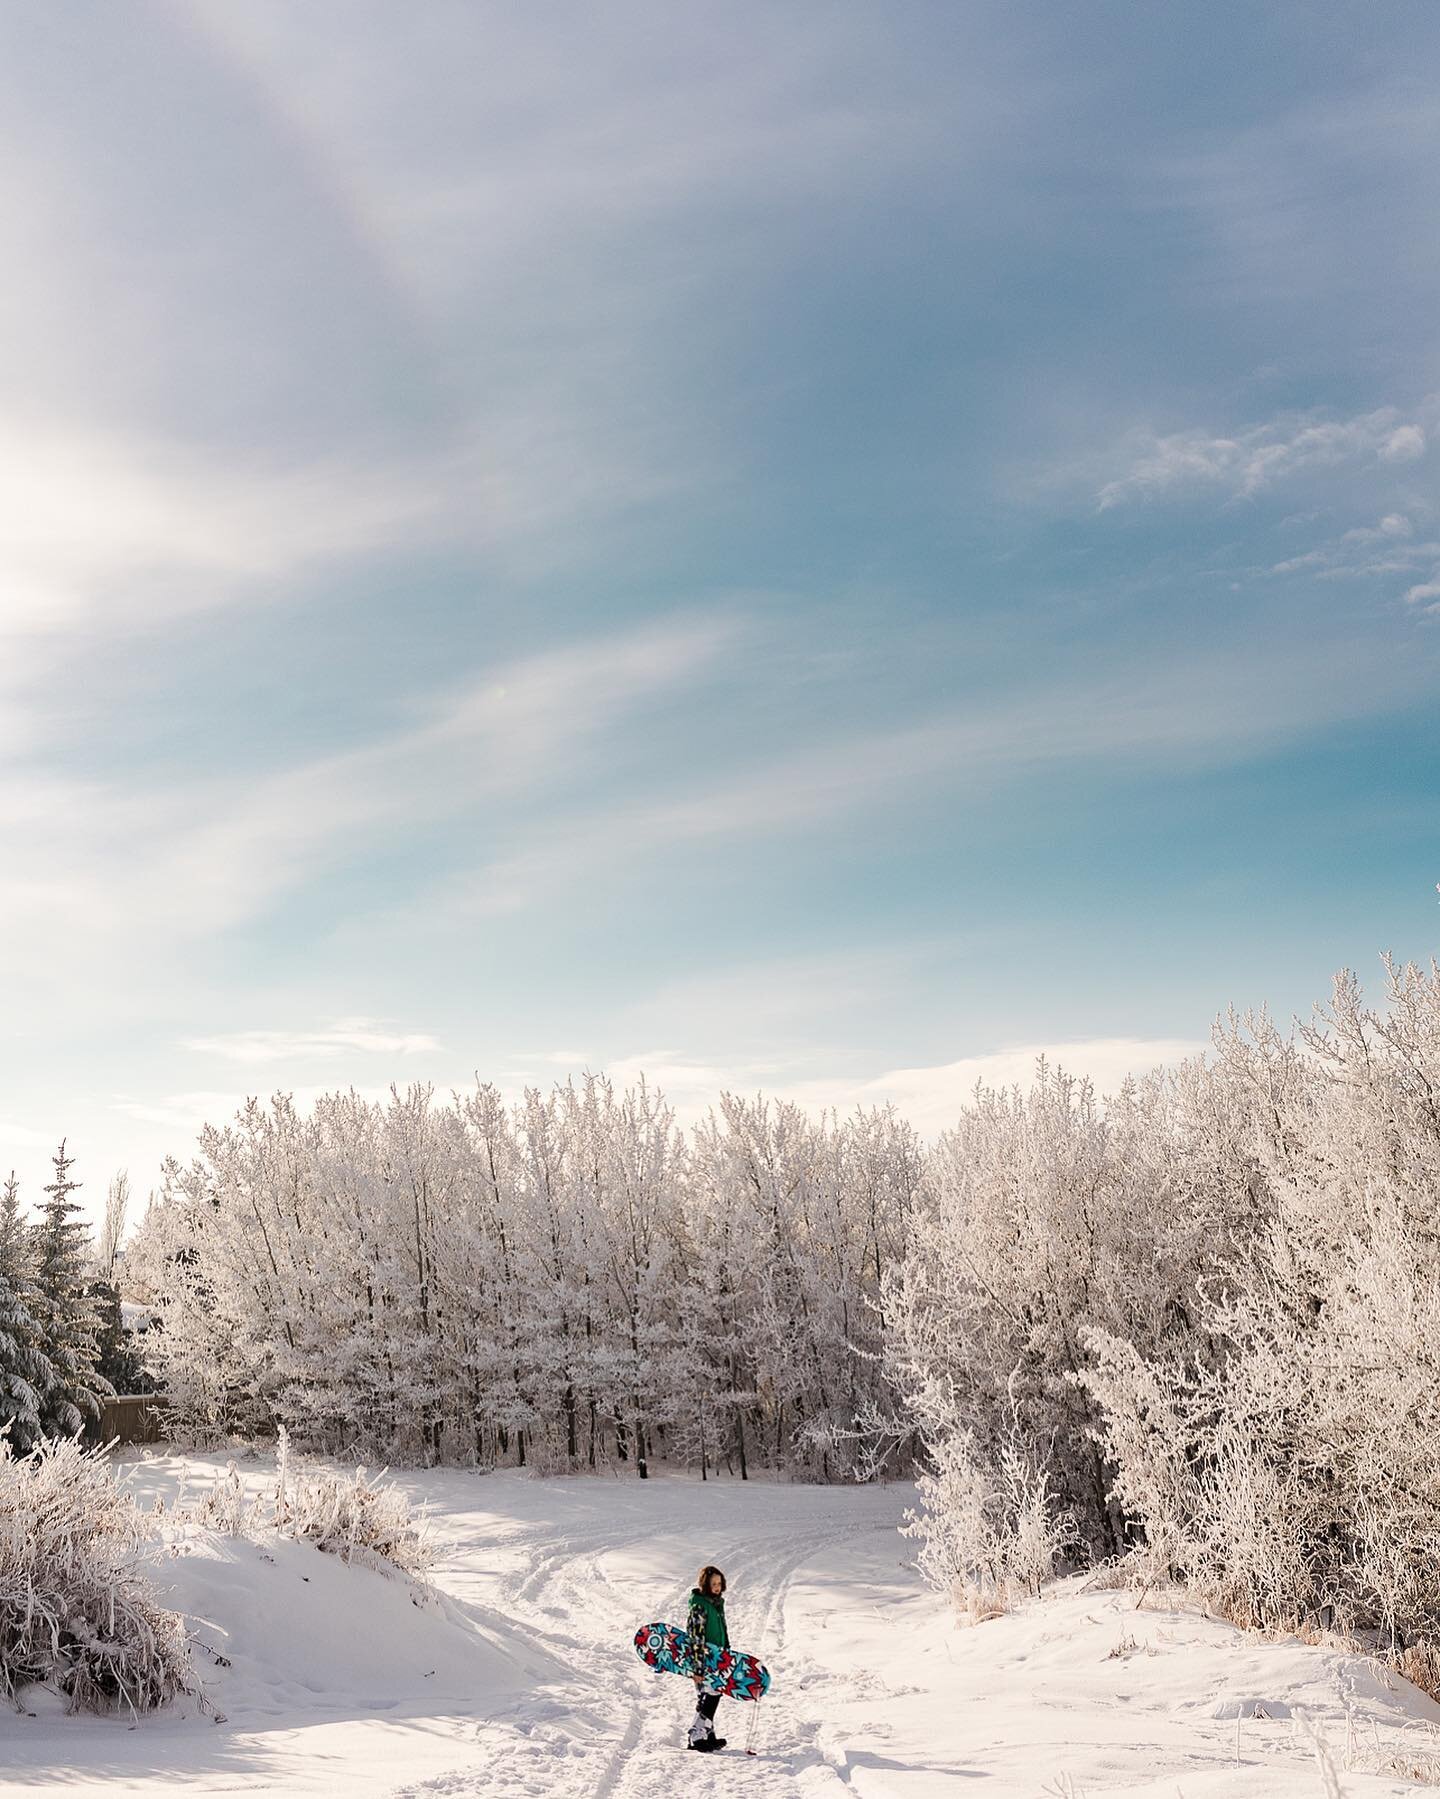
[633,1621,771,1700]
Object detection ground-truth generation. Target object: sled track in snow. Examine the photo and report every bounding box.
[591,1698,645,1799]
[387,1479,891,1797]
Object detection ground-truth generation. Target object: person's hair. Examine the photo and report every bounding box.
[696,1564,726,1595]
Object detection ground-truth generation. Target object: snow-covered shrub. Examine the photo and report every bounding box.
[190,1460,265,1538]
[902,1381,1078,1619]
[0,1433,193,1714]
[278,1457,436,1576]
[190,1429,436,1578]
[885,970,1423,1623]
[1070,1331,1193,1594]
[902,1422,1005,1618]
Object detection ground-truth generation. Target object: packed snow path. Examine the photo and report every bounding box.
[385,1467,901,1799]
[5,1456,1440,1796]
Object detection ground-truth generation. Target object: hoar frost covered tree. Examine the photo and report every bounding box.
[126,1075,919,1476]
[883,1047,1275,1608]
[1079,959,1440,1675]
[889,952,1440,1692]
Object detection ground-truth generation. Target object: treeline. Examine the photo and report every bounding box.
[42,949,1440,1684]
[0,1149,146,1450]
[126,1080,922,1477]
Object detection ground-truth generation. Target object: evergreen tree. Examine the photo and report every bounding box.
[33,1142,111,1436]
[0,1170,57,1451]
[88,1276,153,1395]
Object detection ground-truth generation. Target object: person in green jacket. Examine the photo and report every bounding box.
[684,1564,729,1753]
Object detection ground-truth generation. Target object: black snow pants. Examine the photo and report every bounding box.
[697,1690,722,1725]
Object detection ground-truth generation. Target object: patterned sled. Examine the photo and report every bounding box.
[633,1621,771,1700]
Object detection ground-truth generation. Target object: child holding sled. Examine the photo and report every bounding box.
[685,1565,729,1752]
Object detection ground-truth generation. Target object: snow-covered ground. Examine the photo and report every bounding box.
[4,1454,1440,1797]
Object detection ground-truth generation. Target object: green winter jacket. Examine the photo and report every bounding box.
[686,1586,729,1672]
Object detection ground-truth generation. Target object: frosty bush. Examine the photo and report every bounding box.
[0,1433,193,1715]
[190,1460,265,1538]
[193,1429,436,1578]
[901,1381,1077,1620]
[884,1050,1273,1579]
[278,1457,436,1576]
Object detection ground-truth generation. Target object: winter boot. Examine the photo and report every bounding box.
[687,1712,716,1752]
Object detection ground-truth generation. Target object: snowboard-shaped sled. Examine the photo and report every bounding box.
[633,1622,771,1700]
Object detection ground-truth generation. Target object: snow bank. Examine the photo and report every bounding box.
[794,1560,1440,1797]
[170,1531,538,1719]
[0,1453,558,1796]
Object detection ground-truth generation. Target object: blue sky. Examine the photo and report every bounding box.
[2,1,1438,1212]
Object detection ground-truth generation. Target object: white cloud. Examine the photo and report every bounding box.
[0,422,433,641]
[1382,425,1426,463]
[1094,404,1433,510]
[780,1037,1209,1137]
[183,1019,441,1062]
[1347,513,1413,542]
[0,2,939,725]
[523,1037,1210,1139]
[1268,514,1440,585]
[526,1051,791,1115]
[108,1091,274,1134]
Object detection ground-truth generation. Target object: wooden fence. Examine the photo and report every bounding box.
[85,1394,171,1447]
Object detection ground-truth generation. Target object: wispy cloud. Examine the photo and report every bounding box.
[0,611,741,992]
[0,422,433,641]
[109,1084,403,1135]
[1265,511,1440,602]
[416,628,1436,922]
[184,1019,441,1063]
[1271,511,1416,572]
[0,1116,55,1156]
[1094,404,1430,510]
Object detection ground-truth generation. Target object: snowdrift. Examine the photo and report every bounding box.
[167,1528,554,1722]
[0,1456,562,1797]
